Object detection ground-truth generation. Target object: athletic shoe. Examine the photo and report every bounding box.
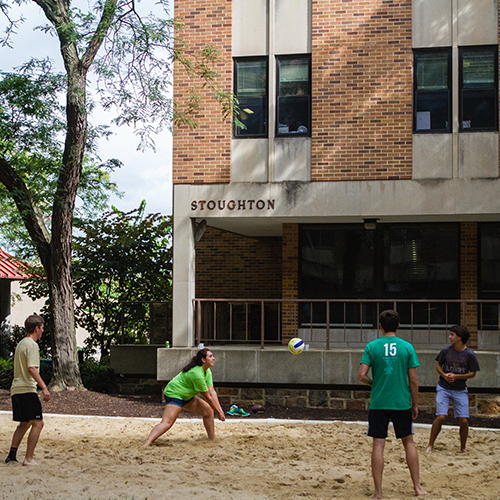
[226,405,250,416]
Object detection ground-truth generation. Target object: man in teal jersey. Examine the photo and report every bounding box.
[358,310,427,499]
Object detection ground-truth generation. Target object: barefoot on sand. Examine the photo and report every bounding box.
[1,414,499,499]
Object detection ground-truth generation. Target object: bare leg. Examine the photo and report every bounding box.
[426,414,446,453]
[10,421,32,449]
[458,417,469,452]
[371,438,385,499]
[401,435,427,496]
[23,420,44,466]
[183,396,216,440]
[144,405,182,446]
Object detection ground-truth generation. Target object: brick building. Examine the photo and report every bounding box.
[170,0,500,354]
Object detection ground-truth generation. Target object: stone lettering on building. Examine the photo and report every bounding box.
[191,199,275,211]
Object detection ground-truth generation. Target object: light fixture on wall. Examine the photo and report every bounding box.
[193,219,207,243]
[363,218,379,230]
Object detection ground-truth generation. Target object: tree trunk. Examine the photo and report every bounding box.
[48,271,82,389]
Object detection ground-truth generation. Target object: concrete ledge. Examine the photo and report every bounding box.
[110,345,164,376]
[155,348,500,388]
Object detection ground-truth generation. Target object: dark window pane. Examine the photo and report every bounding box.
[416,52,449,90]
[237,60,267,96]
[480,224,500,294]
[462,50,495,88]
[236,96,268,136]
[461,89,496,130]
[300,227,374,298]
[383,226,459,296]
[278,59,309,95]
[415,91,450,130]
[277,95,310,134]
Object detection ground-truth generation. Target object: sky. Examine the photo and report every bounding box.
[0,2,173,216]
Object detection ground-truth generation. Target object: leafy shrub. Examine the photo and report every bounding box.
[0,358,13,389]
[79,356,117,393]
[0,358,52,390]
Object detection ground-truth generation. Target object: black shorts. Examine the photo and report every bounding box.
[11,393,43,422]
[367,409,413,439]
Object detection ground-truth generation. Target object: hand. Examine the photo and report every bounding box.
[217,410,226,422]
[411,406,418,420]
[445,372,455,382]
[42,388,50,402]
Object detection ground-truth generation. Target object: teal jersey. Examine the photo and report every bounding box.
[360,336,420,410]
[164,365,213,400]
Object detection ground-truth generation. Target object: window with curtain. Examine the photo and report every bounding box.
[276,55,311,136]
[234,57,268,138]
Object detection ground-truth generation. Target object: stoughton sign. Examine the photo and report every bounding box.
[191,199,276,211]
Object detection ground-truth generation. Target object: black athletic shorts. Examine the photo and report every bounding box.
[367,409,413,439]
[11,393,43,422]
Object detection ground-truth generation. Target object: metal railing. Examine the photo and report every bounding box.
[193,298,500,350]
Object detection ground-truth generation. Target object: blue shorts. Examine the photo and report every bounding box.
[367,409,413,439]
[165,396,195,408]
[11,393,43,422]
[435,385,470,418]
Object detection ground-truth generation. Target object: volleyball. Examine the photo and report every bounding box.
[288,337,305,355]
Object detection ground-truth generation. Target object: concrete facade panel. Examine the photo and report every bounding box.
[232,0,267,56]
[413,134,453,179]
[457,0,499,46]
[273,138,311,181]
[275,0,311,54]
[458,132,499,179]
[412,0,452,48]
[231,139,268,182]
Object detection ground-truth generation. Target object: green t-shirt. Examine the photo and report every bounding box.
[164,365,213,400]
[360,336,420,410]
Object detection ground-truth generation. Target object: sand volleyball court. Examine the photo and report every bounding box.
[1,412,500,499]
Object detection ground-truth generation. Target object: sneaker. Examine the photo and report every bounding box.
[226,405,250,416]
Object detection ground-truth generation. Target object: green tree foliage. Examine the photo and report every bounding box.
[73,203,172,358]
[0,62,121,258]
[0,0,235,389]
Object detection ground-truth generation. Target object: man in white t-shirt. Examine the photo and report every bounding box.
[5,314,50,466]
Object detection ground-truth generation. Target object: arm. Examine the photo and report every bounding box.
[28,366,50,402]
[357,363,372,386]
[200,386,225,421]
[408,367,418,420]
[436,361,476,383]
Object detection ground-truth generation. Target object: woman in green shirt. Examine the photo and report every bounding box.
[144,348,225,445]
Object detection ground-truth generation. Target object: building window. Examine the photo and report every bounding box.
[299,223,460,327]
[276,55,311,136]
[234,57,268,138]
[413,49,452,133]
[479,223,500,328]
[459,46,498,131]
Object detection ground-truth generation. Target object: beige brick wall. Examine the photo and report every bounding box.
[173,0,233,184]
[282,224,299,342]
[311,0,413,181]
[460,222,478,348]
[195,227,282,298]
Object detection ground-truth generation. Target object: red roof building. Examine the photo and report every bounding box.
[0,248,30,280]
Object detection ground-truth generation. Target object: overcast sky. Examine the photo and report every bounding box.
[0,2,173,215]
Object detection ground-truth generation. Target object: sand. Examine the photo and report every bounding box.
[1,412,499,500]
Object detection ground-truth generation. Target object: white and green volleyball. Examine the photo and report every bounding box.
[288,337,305,355]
